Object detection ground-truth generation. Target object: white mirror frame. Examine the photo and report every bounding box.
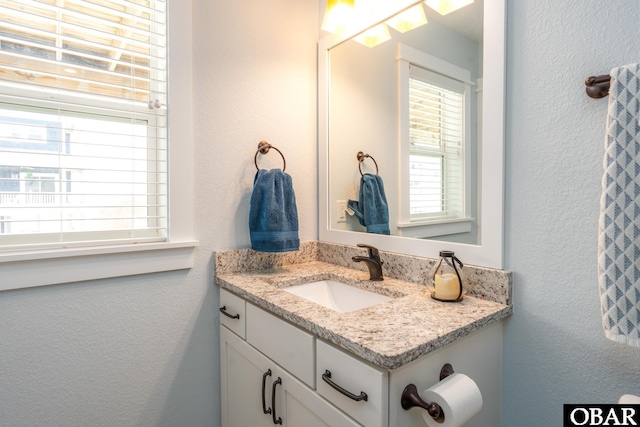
[318,0,505,268]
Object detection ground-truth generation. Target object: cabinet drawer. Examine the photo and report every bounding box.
[316,340,387,427]
[220,289,246,339]
[246,304,315,388]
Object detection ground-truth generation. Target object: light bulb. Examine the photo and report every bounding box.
[321,0,355,36]
[424,0,474,15]
[386,4,428,33]
[353,23,391,48]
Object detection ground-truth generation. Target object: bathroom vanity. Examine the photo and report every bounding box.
[216,242,512,427]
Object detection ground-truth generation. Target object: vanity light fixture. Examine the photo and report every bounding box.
[424,0,474,15]
[353,23,391,48]
[323,0,470,47]
[321,0,355,36]
[386,3,428,33]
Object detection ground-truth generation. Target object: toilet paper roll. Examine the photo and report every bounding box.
[421,373,483,427]
[619,394,640,404]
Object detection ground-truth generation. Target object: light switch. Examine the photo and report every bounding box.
[337,200,347,222]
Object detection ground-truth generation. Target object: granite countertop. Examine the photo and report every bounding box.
[216,258,512,370]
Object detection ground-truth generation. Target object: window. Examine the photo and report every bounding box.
[22,172,58,205]
[397,44,472,238]
[0,0,195,290]
[0,0,167,250]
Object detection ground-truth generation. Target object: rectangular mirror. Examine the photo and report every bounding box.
[318,0,505,268]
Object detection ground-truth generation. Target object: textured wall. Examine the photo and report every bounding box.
[503,0,640,425]
[0,1,318,426]
[195,0,318,251]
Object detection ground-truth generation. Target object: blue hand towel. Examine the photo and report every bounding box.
[347,173,390,235]
[249,169,300,252]
[598,63,640,347]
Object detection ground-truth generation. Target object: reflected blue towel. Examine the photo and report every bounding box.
[249,169,299,252]
[348,173,390,235]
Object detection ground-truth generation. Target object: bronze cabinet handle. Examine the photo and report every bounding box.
[261,369,272,415]
[219,306,240,319]
[271,377,282,424]
[322,370,368,402]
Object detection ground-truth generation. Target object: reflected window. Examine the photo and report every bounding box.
[397,46,473,238]
[408,66,466,221]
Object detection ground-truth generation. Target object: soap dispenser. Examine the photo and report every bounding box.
[428,251,465,302]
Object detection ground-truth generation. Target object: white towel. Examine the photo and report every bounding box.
[598,63,640,347]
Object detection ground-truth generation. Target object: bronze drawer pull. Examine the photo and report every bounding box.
[322,370,368,402]
[219,306,240,319]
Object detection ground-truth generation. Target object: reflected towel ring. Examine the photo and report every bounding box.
[357,151,378,176]
[255,140,286,171]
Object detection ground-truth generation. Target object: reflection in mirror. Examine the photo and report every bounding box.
[318,0,505,268]
[329,0,482,244]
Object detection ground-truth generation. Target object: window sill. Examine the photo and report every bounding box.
[396,217,473,238]
[0,240,198,291]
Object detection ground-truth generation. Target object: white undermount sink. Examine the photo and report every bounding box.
[283,280,393,313]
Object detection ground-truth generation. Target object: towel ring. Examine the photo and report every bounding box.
[357,151,378,176]
[255,141,286,171]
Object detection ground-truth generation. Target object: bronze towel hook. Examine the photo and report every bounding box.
[254,141,286,171]
[357,151,379,176]
[585,74,610,99]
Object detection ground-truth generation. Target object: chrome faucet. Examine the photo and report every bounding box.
[352,243,384,281]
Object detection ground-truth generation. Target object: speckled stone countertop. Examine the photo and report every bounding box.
[215,241,512,370]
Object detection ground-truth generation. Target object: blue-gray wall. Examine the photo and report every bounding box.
[503,1,640,425]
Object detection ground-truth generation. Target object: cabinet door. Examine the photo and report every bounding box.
[220,327,274,427]
[272,366,360,427]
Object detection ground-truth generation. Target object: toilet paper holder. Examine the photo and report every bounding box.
[400,363,455,422]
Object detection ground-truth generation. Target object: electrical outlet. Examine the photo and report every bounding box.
[337,200,347,222]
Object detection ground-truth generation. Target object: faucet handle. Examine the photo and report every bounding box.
[357,243,380,260]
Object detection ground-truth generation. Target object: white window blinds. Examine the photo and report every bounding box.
[0,0,167,250]
[408,65,465,221]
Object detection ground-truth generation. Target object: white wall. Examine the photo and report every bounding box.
[194,0,318,249]
[0,1,318,426]
[503,0,640,425]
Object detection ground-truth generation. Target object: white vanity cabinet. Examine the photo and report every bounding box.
[221,327,359,427]
[219,289,503,427]
[220,289,360,427]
